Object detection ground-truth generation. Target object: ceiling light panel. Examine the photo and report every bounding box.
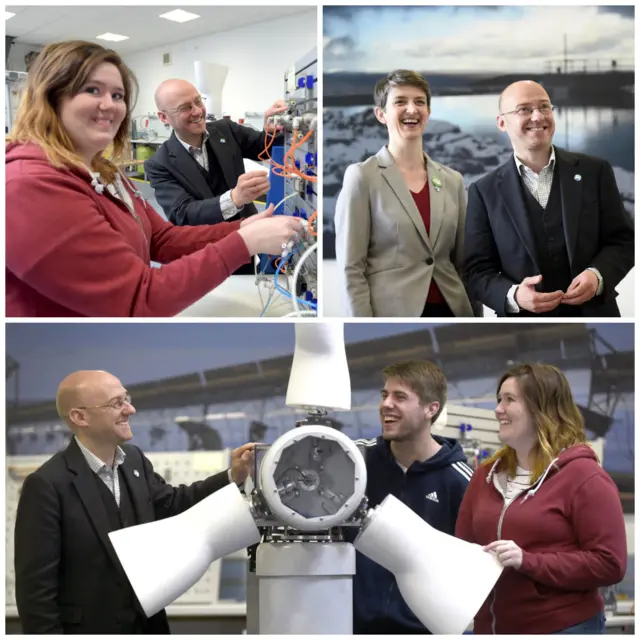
[96,32,129,42]
[159,9,201,23]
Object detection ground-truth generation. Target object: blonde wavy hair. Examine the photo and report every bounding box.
[8,40,138,183]
[484,363,587,484]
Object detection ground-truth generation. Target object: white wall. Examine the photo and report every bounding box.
[123,9,316,121]
[6,41,43,72]
[624,515,634,555]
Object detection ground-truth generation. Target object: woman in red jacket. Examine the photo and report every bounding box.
[456,363,626,634]
[6,40,300,317]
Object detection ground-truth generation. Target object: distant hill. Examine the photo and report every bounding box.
[324,71,494,103]
[324,71,635,108]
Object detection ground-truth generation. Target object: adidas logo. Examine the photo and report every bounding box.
[425,491,439,503]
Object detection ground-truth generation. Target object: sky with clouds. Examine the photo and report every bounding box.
[323,5,634,74]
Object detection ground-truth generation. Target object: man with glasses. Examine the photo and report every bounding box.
[464,80,633,317]
[14,369,255,634]
[145,79,287,274]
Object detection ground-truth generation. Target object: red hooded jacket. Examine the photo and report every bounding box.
[6,143,251,316]
[456,445,626,634]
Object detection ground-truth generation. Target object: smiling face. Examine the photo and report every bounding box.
[58,62,127,164]
[495,376,537,453]
[497,81,555,157]
[156,79,207,142]
[376,84,430,145]
[379,377,438,442]
[72,372,136,446]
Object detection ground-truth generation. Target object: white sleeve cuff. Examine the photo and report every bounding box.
[506,284,520,313]
[220,190,243,220]
[587,267,604,296]
[227,467,245,491]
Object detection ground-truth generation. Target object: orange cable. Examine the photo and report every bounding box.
[307,210,318,237]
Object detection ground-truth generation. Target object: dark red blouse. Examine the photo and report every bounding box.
[410,180,445,304]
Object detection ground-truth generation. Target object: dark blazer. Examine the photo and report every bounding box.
[145,119,279,226]
[14,439,230,634]
[463,147,634,317]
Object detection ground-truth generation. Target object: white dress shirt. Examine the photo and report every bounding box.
[75,436,126,506]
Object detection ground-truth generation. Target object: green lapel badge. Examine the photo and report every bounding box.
[432,176,442,191]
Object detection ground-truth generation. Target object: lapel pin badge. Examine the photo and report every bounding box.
[220,138,226,144]
[432,176,442,192]
[133,469,140,478]
[574,174,582,182]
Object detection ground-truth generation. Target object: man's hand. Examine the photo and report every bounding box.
[265,99,288,119]
[483,540,523,570]
[230,443,256,485]
[264,99,288,132]
[240,204,274,228]
[514,275,563,314]
[562,269,599,306]
[231,171,270,208]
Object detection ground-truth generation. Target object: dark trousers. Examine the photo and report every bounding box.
[553,611,606,634]
[421,301,454,318]
[556,303,583,318]
[356,620,430,634]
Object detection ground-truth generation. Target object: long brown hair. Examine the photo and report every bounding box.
[8,40,138,182]
[484,363,587,483]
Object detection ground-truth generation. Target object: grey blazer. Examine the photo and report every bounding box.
[335,146,474,317]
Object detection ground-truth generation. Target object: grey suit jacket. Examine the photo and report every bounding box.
[335,146,474,317]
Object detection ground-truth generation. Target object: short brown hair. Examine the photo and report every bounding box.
[9,40,138,182]
[382,360,446,421]
[374,69,431,110]
[485,363,588,483]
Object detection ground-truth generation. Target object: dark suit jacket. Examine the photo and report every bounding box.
[145,119,279,226]
[14,439,230,634]
[463,148,634,317]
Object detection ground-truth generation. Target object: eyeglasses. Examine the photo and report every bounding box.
[77,394,133,411]
[501,104,555,117]
[163,96,205,115]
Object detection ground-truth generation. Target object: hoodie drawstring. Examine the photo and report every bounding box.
[118,168,148,208]
[89,173,105,194]
[88,168,148,210]
[486,458,501,483]
[521,457,559,503]
[88,167,149,244]
[487,455,559,502]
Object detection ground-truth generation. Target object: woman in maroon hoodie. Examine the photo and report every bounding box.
[6,40,301,317]
[456,363,626,634]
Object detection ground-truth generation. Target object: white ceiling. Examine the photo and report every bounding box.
[6,5,312,55]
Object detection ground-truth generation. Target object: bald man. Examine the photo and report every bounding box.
[144,80,286,258]
[14,370,255,634]
[463,80,633,317]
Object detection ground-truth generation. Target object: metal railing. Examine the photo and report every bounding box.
[544,58,634,73]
